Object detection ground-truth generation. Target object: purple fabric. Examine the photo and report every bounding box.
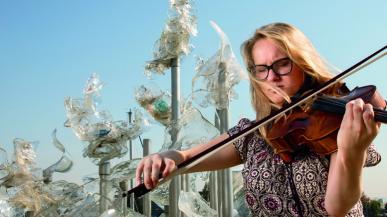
[228,118,381,217]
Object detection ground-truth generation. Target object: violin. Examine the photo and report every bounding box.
[266,85,387,163]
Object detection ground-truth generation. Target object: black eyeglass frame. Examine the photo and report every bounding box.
[250,57,293,80]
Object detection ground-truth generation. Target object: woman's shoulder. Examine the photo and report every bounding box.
[227,118,253,137]
[227,118,269,161]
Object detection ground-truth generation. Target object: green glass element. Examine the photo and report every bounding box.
[153,99,169,113]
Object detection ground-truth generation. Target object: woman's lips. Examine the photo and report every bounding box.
[268,85,284,94]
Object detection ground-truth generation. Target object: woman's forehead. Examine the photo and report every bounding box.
[252,39,287,65]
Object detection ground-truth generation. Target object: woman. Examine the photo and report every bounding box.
[135,23,381,216]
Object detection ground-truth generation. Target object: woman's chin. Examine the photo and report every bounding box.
[271,98,285,107]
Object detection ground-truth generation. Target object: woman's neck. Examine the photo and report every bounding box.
[290,73,316,101]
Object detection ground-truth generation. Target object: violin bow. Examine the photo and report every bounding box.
[124,45,386,198]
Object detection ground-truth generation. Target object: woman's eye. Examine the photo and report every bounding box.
[279,60,291,67]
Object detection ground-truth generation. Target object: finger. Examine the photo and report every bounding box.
[143,160,153,189]
[135,160,144,186]
[342,100,355,127]
[162,159,176,178]
[151,156,162,187]
[352,99,365,132]
[363,103,378,135]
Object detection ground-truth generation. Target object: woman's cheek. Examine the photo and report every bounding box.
[267,91,285,105]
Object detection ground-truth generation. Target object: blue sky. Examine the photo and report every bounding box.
[0,1,386,199]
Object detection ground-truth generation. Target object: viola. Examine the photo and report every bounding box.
[266,85,387,163]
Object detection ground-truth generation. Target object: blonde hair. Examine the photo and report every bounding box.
[241,23,341,135]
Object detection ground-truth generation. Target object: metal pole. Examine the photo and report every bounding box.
[182,173,190,192]
[218,109,233,217]
[128,109,135,209]
[224,168,233,217]
[216,112,224,217]
[209,171,218,210]
[217,164,224,216]
[119,181,128,216]
[99,161,111,214]
[143,139,151,217]
[210,113,219,213]
[169,57,182,217]
[164,205,169,217]
[217,63,233,217]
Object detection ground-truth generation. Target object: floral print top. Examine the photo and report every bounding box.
[227,118,381,217]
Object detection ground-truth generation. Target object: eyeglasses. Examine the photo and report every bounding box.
[250,57,293,80]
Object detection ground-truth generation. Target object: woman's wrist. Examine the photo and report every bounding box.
[336,148,367,172]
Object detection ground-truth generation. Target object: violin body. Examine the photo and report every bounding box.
[267,85,387,163]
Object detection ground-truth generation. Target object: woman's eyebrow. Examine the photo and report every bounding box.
[255,56,288,66]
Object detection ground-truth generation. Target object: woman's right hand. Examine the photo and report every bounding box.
[134,133,240,190]
[135,150,183,189]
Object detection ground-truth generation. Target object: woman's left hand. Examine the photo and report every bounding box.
[337,98,380,158]
[325,98,381,215]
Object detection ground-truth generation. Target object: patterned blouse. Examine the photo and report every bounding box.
[227,118,381,217]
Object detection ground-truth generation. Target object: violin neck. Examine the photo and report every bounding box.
[312,96,387,123]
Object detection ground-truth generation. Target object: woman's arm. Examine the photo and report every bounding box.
[325,99,380,216]
[135,133,242,189]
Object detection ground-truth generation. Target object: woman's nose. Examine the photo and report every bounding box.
[266,69,281,81]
